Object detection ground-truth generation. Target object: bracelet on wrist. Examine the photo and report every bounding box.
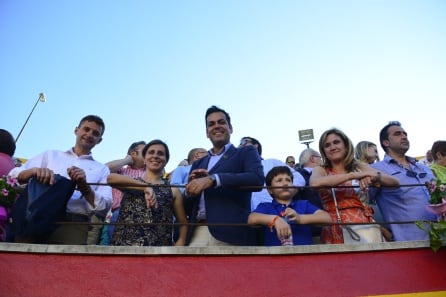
[376,171,381,182]
[268,216,280,232]
[374,172,382,188]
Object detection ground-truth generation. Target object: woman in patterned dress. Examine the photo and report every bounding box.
[310,128,399,244]
[107,139,187,246]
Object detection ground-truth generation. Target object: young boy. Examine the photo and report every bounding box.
[248,166,331,246]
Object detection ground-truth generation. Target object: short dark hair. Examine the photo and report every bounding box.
[0,129,16,156]
[240,136,262,156]
[78,115,105,135]
[379,121,402,152]
[127,141,146,155]
[142,139,170,163]
[431,141,446,161]
[265,166,293,187]
[205,105,232,128]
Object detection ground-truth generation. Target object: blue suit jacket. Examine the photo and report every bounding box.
[8,175,76,242]
[185,145,264,245]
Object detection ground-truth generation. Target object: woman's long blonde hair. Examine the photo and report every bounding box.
[355,141,379,164]
[319,128,359,172]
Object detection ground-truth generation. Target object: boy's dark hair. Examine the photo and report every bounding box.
[142,139,170,163]
[78,115,106,135]
[205,105,232,128]
[265,166,293,187]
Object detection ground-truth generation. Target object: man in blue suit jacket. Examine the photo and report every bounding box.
[185,106,264,246]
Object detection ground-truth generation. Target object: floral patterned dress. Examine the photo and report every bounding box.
[111,178,174,246]
[319,168,375,244]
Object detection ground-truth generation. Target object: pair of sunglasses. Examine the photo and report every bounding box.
[392,170,427,179]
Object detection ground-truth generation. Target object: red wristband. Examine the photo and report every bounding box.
[268,216,280,232]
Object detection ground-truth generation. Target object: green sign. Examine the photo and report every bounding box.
[298,129,314,142]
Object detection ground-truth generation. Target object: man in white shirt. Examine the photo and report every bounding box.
[9,115,112,244]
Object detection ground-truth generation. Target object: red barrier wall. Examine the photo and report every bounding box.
[1,247,445,297]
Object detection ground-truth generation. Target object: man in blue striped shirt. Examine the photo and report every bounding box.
[369,121,436,241]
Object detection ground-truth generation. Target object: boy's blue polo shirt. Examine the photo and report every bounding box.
[254,199,320,246]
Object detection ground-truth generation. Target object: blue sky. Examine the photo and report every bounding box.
[1,1,445,172]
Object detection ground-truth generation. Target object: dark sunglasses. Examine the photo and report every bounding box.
[393,170,427,179]
[405,170,427,178]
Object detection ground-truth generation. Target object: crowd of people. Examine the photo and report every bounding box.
[0,108,444,247]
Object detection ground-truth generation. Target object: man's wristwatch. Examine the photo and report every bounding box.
[209,174,217,187]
